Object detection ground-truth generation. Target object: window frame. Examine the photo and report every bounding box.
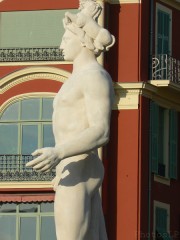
[150,101,178,183]
[0,202,55,240]
[156,3,172,55]
[0,96,54,155]
[153,200,170,240]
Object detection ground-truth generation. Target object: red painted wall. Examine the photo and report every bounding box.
[0,0,78,11]
[107,4,141,82]
[0,79,62,106]
[106,109,140,239]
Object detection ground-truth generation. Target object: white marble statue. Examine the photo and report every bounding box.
[26,1,115,239]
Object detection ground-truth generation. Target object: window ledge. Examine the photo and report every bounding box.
[154,175,170,186]
[0,182,54,189]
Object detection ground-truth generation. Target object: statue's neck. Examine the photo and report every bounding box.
[72,48,97,73]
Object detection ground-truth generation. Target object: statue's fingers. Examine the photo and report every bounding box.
[31,148,44,157]
[33,159,49,170]
[44,162,57,173]
[26,155,45,167]
[39,164,52,172]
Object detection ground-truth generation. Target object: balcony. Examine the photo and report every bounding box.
[0,47,64,62]
[152,55,180,84]
[0,155,55,181]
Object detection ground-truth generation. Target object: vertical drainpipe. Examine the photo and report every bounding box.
[148,0,154,239]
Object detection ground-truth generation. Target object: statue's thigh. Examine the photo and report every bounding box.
[54,184,91,239]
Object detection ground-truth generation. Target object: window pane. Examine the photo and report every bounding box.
[19,203,38,213]
[40,202,54,212]
[1,102,19,121]
[22,125,38,155]
[0,215,16,240]
[41,216,56,240]
[21,99,40,120]
[0,203,16,213]
[1,10,77,48]
[43,124,55,147]
[0,124,18,154]
[20,217,36,240]
[42,98,53,120]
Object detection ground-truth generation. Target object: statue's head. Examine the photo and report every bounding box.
[61,0,115,58]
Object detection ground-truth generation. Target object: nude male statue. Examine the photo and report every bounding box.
[26,1,115,239]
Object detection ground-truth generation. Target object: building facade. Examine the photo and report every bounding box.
[0,0,180,239]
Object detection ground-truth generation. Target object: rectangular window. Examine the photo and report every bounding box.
[150,101,178,179]
[0,10,77,62]
[154,201,171,240]
[156,4,172,55]
[0,10,76,48]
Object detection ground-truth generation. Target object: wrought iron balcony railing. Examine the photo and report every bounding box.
[0,155,55,181]
[152,54,180,84]
[0,47,64,62]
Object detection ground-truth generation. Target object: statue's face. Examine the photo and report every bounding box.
[60,30,82,61]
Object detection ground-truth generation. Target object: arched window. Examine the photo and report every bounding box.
[0,97,55,155]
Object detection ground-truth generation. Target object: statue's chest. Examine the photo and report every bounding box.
[53,78,83,108]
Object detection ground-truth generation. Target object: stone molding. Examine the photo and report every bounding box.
[114,81,180,111]
[0,66,70,94]
[0,182,53,189]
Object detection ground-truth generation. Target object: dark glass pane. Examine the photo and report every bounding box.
[1,102,19,121]
[41,216,56,240]
[43,124,55,147]
[40,202,54,212]
[20,217,36,240]
[22,125,38,155]
[0,215,16,240]
[42,98,53,120]
[0,124,18,154]
[21,99,40,120]
[19,203,38,213]
[0,203,16,213]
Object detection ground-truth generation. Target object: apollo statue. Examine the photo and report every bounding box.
[27,1,115,239]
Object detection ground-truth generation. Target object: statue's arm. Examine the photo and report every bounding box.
[26,70,114,172]
[58,70,114,158]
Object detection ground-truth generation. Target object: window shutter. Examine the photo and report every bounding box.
[157,10,170,54]
[169,110,178,179]
[157,10,163,54]
[150,101,159,173]
[156,207,171,240]
[156,207,167,233]
[163,12,170,55]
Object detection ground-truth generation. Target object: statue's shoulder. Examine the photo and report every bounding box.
[77,64,113,94]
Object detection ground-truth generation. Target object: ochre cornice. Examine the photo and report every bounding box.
[0,182,53,189]
[114,81,180,111]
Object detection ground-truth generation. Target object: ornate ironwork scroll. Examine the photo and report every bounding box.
[152,54,180,84]
[0,155,55,181]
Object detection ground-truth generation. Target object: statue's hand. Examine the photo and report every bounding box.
[26,147,60,172]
